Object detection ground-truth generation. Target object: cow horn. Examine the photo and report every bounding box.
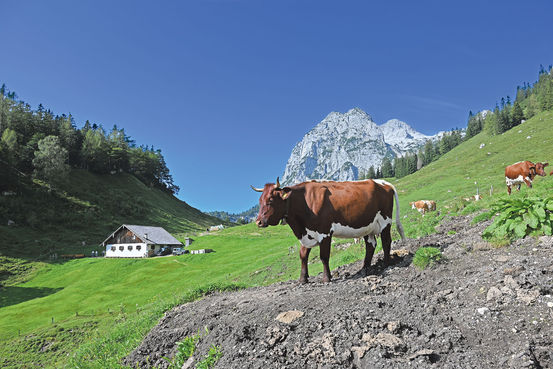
[250,185,264,192]
[275,177,281,189]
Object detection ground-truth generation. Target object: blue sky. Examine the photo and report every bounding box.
[2,1,553,213]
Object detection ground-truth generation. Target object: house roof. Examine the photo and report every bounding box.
[101,225,182,246]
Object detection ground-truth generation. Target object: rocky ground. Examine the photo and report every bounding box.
[124,216,553,368]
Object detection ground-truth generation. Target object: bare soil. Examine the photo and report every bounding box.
[124,216,553,368]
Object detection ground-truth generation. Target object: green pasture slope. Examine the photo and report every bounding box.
[1,111,553,368]
[0,169,226,258]
[394,110,553,236]
[0,224,370,368]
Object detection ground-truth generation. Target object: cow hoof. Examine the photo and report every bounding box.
[299,277,308,284]
[322,275,332,283]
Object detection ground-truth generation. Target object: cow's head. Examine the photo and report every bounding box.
[251,177,291,228]
[535,162,549,177]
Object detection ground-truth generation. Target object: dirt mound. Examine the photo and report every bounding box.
[124,216,553,368]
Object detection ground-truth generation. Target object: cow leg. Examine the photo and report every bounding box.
[299,245,311,284]
[362,235,377,274]
[381,224,392,265]
[523,179,532,188]
[507,185,511,195]
[319,237,332,283]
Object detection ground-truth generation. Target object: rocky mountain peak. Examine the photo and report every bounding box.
[281,108,438,185]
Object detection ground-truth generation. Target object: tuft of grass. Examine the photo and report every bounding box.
[163,328,205,369]
[412,247,442,269]
[196,345,223,369]
[471,211,493,225]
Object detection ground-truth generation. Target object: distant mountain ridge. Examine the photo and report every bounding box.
[281,108,439,185]
[206,205,259,224]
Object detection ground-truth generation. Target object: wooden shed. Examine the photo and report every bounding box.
[101,225,182,258]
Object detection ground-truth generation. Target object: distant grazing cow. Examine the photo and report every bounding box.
[505,161,548,195]
[464,194,482,202]
[410,200,436,215]
[251,178,405,283]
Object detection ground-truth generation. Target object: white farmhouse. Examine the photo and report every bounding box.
[101,225,183,258]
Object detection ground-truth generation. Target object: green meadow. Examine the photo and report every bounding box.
[0,223,373,368]
[1,110,553,368]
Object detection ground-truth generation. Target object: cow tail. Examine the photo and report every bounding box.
[392,185,406,240]
[373,179,406,240]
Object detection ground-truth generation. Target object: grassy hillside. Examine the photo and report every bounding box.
[393,110,553,238]
[0,169,228,259]
[0,223,370,368]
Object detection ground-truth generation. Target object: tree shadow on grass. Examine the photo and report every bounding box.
[0,286,63,308]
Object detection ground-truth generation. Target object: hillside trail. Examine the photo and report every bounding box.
[125,215,553,368]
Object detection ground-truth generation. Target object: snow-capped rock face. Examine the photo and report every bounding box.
[380,119,434,155]
[281,108,438,185]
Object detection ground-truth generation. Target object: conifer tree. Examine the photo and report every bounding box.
[511,101,524,126]
[423,140,434,165]
[381,157,393,177]
[367,165,375,179]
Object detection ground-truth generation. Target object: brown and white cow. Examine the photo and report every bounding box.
[505,161,548,195]
[251,178,405,283]
[463,194,482,202]
[409,200,436,215]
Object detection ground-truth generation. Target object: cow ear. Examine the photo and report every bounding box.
[544,162,549,167]
[280,187,292,200]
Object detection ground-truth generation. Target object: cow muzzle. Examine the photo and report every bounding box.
[256,219,268,228]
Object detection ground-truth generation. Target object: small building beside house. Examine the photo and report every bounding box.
[208,224,225,232]
[101,224,183,258]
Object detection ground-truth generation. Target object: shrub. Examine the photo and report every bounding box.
[482,197,553,241]
[413,247,442,269]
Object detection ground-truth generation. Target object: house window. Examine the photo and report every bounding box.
[136,245,141,250]
[119,246,124,251]
[128,245,133,251]
[111,246,116,251]
[151,245,155,250]
[132,235,136,240]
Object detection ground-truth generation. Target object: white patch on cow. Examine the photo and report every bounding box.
[299,211,392,248]
[372,179,389,187]
[505,175,530,186]
[300,229,329,248]
[366,234,376,247]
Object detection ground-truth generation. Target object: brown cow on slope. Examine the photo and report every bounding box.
[251,178,405,283]
[505,161,548,195]
[410,200,436,215]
